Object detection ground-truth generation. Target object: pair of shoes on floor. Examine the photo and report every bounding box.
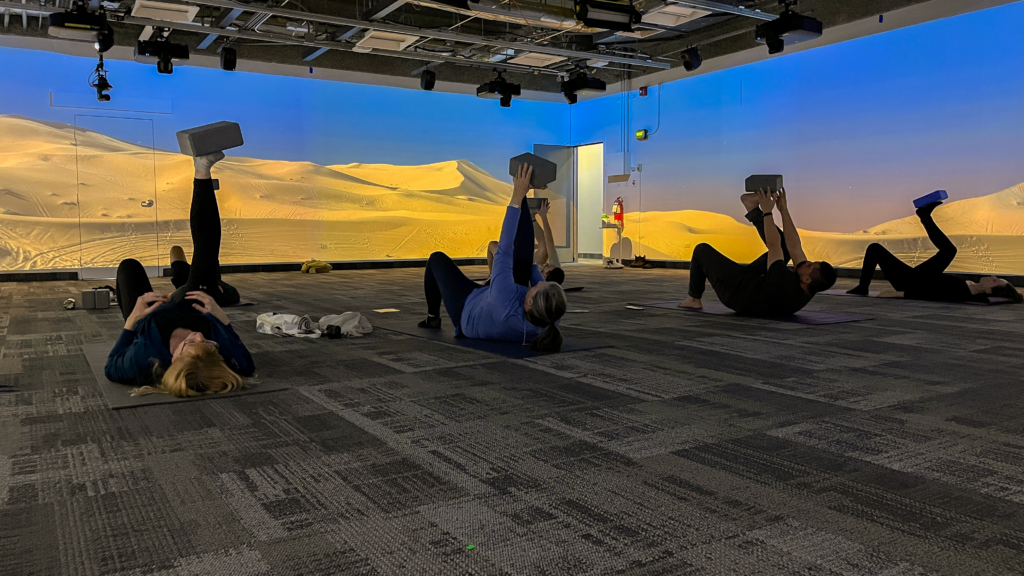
[324,325,343,339]
[630,255,655,269]
[418,316,442,330]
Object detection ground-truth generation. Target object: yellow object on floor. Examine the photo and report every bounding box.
[301,260,333,273]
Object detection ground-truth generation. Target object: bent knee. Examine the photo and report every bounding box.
[692,243,713,256]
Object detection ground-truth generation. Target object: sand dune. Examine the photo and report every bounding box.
[2,114,1022,274]
[0,115,508,270]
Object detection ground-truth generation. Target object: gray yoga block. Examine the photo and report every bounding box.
[80,289,110,310]
[745,174,784,192]
[510,153,557,189]
[176,121,244,157]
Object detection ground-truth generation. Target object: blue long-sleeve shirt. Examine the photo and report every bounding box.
[104,302,255,385]
[460,205,546,341]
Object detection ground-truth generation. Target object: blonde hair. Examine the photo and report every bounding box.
[133,346,244,398]
[526,283,567,352]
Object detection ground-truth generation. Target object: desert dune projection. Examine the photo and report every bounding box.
[1,114,1022,274]
[608,183,1024,274]
[0,115,510,270]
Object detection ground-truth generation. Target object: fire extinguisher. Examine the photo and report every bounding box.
[612,197,624,227]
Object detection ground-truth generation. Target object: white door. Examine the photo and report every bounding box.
[74,116,160,280]
[575,143,604,259]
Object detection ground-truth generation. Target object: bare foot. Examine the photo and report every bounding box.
[740,193,760,212]
[169,245,186,263]
[193,152,225,179]
[679,297,703,309]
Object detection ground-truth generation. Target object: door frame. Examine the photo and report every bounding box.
[74,114,160,280]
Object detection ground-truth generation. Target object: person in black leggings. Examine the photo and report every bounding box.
[418,164,567,352]
[847,201,1022,303]
[168,245,240,307]
[106,152,254,395]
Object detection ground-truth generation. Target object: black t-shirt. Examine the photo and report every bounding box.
[153,301,212,350]
[905,275,987,303]
[734,260,813,317]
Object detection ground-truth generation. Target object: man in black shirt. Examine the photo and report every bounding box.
[680,188,837,317]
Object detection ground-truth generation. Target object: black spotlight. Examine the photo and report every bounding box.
[561,71,607,105]
[476,70,521,108]
[89,54,112,102]
[755,1,822,55]
[220,47,237,71]
[574,0,642,33]
[421,69,436,91]
[681,47,702,72]
[136,38,189,75]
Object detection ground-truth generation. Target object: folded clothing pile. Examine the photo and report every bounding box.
[256,312,372,339]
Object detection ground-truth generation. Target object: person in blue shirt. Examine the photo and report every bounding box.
[418,164,568,352]
[105,152,255,397]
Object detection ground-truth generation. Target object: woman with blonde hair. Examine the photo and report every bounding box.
[105,152,254,396]
[419,164,568,352]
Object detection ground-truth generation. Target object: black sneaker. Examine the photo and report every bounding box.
[418,316,442,330]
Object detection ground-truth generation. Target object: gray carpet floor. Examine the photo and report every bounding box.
[2,265,1024,576]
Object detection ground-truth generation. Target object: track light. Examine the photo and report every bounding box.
[88,54,112,102]
[421,70,436,91]
[220,47,237,71]
[476,70,520,108]
[681,47,702,72]
[755,1,822,55]
[48,2,114,53]
[574,0,642,33]
[560,71,607,105]
[136,35,189,75]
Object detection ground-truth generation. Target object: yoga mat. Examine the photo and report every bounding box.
[226,301,257,307]
[83,344,287,410]
[378,326,613,359]
[821,289,1015,306]
[564,287,585,292]
[635,301,872,325]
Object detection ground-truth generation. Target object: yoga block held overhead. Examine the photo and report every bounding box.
[509,153,557,189]
[176,121,244,157]
[745,174,784,192]
[914,190,948,208]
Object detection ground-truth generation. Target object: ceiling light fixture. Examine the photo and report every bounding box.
[476,70,521,108]
[48,1,114,53]
[574,0,642,33]
[680,47,701,72]
[755,1,822,55]
[561,70,607,105]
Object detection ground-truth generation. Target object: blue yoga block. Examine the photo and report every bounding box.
[914,190,948,209]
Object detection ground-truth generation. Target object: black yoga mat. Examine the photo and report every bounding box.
[635,301,872,325]
[83,344,287,409]
[820,288,1016,306]
[378,326,613,359]
[226,301,258,307]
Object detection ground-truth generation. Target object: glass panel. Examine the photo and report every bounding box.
[74,116,159,279]
[532,144,574,263]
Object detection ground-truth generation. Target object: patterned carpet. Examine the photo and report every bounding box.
[2,266,1024,576]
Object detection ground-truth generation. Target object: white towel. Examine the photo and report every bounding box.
[318,312,373,338]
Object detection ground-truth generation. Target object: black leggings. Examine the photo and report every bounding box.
[425,197,535,327]
[855,212,956,292]
[687,207,790,305]
[115,179,230,320]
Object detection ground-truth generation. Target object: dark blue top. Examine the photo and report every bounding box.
[104,301,255,385]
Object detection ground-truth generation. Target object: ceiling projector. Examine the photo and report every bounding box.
[755,6,822,54]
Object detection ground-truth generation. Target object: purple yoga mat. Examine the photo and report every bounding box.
[820,289,1014,306]
[636,301,872,325]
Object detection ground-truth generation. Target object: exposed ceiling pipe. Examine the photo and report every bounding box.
[0,0,568,75]
[410,0,601,34]
[167,0,669,68]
